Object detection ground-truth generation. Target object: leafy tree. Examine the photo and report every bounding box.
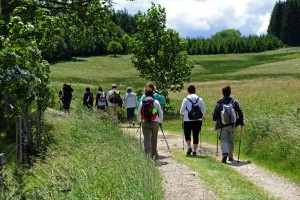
[131,3,194,97]
[211,29,241,41]
[107,40,123,57]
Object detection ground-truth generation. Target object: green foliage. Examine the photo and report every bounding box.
[268,0,300,46]
[107,40,123,57]
[0,8,54,153]
[185,34,284,55]
[19,111,164,199]
[131,3,194,96]
[111,9,137,35]
[211,29,241,40]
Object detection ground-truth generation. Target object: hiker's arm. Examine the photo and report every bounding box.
[137,103,142,123]
[95,93,99,105]
[157,102,163,123]
[234,100,244,126]
[179,99,187,115]
[212,103,220,121]
[199,99,206,115]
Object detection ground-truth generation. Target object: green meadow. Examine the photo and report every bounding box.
[3,47,300,199]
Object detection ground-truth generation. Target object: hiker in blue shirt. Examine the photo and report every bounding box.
[139,82,166,108]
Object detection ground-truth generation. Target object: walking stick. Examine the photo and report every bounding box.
[136,123,142,148]
[159,124,171,153]
[237,126,243,163]
[182,118,185,151]
[216,131,219,157]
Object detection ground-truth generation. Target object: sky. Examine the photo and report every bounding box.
[113,0,278,38]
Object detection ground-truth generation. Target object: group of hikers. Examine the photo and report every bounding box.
[58,82,244,164]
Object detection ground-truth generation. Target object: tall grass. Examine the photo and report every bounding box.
[19,108,163,199]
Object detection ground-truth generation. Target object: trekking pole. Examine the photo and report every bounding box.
[237,126,243,163]
[159,124,171,153]
[59,99,62,115]
[136,122,142,148]
[216,132,218,157]
[182,118,185,151]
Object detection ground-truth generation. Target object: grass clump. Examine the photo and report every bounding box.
[20,109,163,199]
[175,151,273,200]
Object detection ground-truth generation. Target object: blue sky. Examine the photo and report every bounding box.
[113,0,278,38]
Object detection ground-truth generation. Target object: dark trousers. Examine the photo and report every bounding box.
[184,120,202,144]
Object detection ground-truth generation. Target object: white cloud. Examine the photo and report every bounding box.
[113,0,277,38]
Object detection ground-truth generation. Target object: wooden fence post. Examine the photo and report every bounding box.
[16,115,22,162]
[0,153,4,169]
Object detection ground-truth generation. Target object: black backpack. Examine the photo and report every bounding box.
[141,97,157,122]
[62,85,72,100]
[186,98,203,120]
[109,90,121,104]
[87,93,94,105]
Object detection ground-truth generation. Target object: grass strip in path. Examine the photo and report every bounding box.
[174,151,273,200]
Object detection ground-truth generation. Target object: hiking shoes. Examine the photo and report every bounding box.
[192,151,196,156]
[221,155,227,164]
[187,148,192,155]
[228,157,234,162]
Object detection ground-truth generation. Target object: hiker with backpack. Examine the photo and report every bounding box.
[95,86,107,115]
[137,87,163,160]
[107,84,122,118]
[123,87,138,127]
[180,85,206,156]
[59,83,73,114]
[139,82,166,107]
[83,87,94,110]
[213,85,244,163]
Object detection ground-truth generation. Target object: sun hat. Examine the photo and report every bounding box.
[112,84,117,88]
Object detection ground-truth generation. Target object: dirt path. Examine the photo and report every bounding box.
[123,127,300,200]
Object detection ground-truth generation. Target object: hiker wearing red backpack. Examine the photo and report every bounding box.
[180,85,206,156]
[213,85,244,163]
[83,87,94,110]
[137,87,163,160]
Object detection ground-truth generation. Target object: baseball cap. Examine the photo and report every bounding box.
[112,84,117,88]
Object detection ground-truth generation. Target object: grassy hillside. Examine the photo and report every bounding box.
[19,109,164,199]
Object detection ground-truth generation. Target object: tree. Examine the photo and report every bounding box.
[268,1,285,38]
[131,3,194,97]
[280,0,300,46]
[211,29,241,41]
[107,40,123,57]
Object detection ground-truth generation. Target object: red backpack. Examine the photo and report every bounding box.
[141,97,157,122]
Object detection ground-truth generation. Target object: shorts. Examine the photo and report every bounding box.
[127,107,135,120]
